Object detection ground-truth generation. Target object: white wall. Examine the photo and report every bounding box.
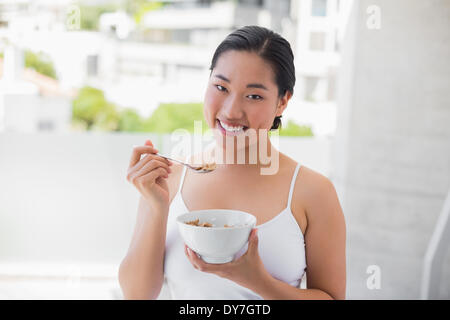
[0,132,331,296]
[0,132,331,299]
[333,0,450,299]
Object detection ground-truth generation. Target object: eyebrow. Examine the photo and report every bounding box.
[214,74,269,91]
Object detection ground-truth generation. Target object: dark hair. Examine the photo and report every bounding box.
[209,25,295,130]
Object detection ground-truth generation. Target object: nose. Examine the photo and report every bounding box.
[222,94,244,119]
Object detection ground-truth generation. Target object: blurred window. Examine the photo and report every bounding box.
[334,29,340,51]
[304,76,319,101]
[303,76,329,102]
[87,55,98,77]
[327,73,336,100]
[37,120,55,131]
[311,0,327,17]
[238,0,264,6]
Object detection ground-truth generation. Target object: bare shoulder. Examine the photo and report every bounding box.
[293,165,344,226]
[293,166,346,299]
[278,153,336,209]
[296,166,336,199]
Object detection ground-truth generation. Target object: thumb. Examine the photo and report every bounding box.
[145,140,153,147]
[248,228,259,251]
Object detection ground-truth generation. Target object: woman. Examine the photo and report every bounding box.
[119,26,346,300]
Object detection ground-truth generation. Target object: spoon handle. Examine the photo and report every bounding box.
[156,153,194,169]
[156,153,183,164]
[156,153,215,173]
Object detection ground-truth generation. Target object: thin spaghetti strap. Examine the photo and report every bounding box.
[287,163,301,208]
[177,154,190,195]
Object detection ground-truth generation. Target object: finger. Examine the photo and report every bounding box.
[128,156,171,180]
[186,246,232,279]
[129,146,158,168]
[184,245,198,269]
[130,159,171,182]
[133,167,169,188]
[187,247,205,270]
[147,153,173,168]
[247,228,257,240]
[145,140,153,147]
[130,150,172,174]
[138,152,172,167]
[187,247,226,273]
[128,162,169,185]
[142,157,172,173]
[248,228,259,253]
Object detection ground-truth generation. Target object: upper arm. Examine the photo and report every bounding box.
[303,173,347,300]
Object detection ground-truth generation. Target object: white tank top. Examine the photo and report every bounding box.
[164,161,306,299]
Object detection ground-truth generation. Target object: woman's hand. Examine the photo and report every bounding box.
[126,140,173,210]
[184,229,269,290]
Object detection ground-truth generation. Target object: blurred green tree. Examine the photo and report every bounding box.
[76,1,164,31]
[78,3,118,30]
[279,120,314,137]
[72,86,120,131]
[142,103,208,133]
[71,86,313,136]
[118,108,144,132]
[24,50,57,79]
[126,0,164,25]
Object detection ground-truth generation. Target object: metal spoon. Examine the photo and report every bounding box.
[156,153,216,173]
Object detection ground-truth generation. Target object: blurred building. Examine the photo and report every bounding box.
[104,0,295,86]
[0,47,74,133]
[0,0,72,32]
[87,0,298,118]
[285,0,354,136]
[0,0,77,133]
[0,0,353,135]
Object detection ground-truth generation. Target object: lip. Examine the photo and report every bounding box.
[216,119,248,136]
[218,118,248,128]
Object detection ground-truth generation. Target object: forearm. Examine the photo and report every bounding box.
[252,272,334,300]
[119,203,168,299]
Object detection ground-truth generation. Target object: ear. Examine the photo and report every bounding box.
[276,90,292,117]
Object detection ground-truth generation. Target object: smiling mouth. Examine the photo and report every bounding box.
[216,119,249,136]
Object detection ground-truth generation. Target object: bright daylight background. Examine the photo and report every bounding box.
[0,0,449,299]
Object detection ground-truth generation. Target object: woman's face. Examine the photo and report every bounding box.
[204,50,289,152]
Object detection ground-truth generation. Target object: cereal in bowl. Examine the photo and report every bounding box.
[185,219,213,227]
[184,219,235,228]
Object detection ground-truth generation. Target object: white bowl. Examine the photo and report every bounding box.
[176,209,257,264]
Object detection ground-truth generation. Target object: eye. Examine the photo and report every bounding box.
[247,94,263,100]
[214,85,227,92]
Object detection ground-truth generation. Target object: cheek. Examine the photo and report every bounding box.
[248,105,275,129]
[204,89,221,124]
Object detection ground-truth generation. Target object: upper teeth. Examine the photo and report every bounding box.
[220,120,244,131]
